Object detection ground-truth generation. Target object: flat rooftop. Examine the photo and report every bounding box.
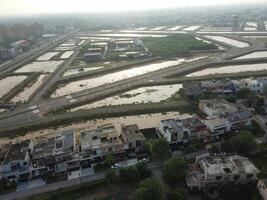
[121,124,145,141]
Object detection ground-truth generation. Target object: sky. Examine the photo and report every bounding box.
[1,0,267,16]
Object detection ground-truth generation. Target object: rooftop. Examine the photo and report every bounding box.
[121,124,145,142]
[3,140,31,164]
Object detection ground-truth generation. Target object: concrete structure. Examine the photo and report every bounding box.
[199,99,252,135]
[84,52,102,63]
[80,124,126,163]
[121,124,146,153]
[258,179,267,200]
[0,140,33,182]
[186,153,260,192]
[159,119,190,144]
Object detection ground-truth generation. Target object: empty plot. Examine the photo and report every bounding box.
[0,76,27,98]
[37,52,59,61]
[16,61,64,73]
[204,36,249,48]
[186,63,267,77]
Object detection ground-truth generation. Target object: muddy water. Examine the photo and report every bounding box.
[37,52,59,61]
[0,76,27,98]
[186,63,267,77]
[52,57,202,98]
[234,51,267,60]
[70,84,183,112]
[204,36,249,48]
[16,61,64,73]
[60,51,75,59]
[11,75,47,103]
[63,67,104,77]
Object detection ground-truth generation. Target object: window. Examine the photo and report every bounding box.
[136,140,141,147]
[234,175,240,181]
[92,136,97,140]
[216,176,222,180]
[247,174,253,179]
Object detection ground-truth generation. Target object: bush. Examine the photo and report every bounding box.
[162,155,187,185]
[105,169,117,184]
[135,177,163,200]
[167,188,187,200]
[119,166,138,183]
[151,138,171,159]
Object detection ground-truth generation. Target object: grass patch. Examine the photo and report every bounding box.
[143,34,218,58]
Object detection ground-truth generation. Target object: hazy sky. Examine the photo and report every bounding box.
[1,0,266,15]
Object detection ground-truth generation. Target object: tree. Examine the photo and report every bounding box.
[105,169,117,184]
[135,177,163,200]
[222,131,257,156]
[162,155,187,185]
[236,88,251,99]
[167,188,187,200]
[119,166,138,183]
[151,138,170,159]
[136,162,152,180]
[104,153,114,168]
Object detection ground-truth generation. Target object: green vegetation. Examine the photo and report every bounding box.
[162,156,187,186]
[119,162,152,183]
[251,152,267,178]
[0,178,16,195]
[104,153,115,168]
[151,138,171,159]
[166,188,187,200]
[135,177,163,200]
[143,34,217,58]
[105,169,117,184]
[222,131,258,156]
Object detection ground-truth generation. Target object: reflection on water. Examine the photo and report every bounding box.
[234,51,267,60]
[0,76,27,98]
[63,67,103,77]
[16,61,64,73]
[204,36,249,48]
[37,52,59,61]
[70,84,183,112]
[186,63,267,77]
[52,58,201,98]
[11,75,47,103]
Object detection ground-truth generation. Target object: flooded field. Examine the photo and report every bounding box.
[234,51,267,60]
[150,26,167,31]
[199,27,233,32]
[54,46,75,51]
[78,40,86,46]
[59,43,76,47]
[52,58,199,98]
[91,33,169,38]
[244,22,258,31]
[166,25,182,31]
[16,61,64,73]
[11,75,47,103]
[186,63,267,77]
[0,112,191,146]
[70,84,183,112]
[60,51,75,59]
[242,36,267,39]
[204,36,249,48]
[183,26,201,31]
[63,67,103,77]
[135,27,147,31]
[37,52,59,61]
[0,76,27,98]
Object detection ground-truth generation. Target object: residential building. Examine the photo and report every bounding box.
[80,124,126,163]
[121,124,146,154]
[159,119,190,144]
[186,153,260,192]
[0,140,33,182]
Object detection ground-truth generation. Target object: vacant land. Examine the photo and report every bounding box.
[143,34,218,57]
